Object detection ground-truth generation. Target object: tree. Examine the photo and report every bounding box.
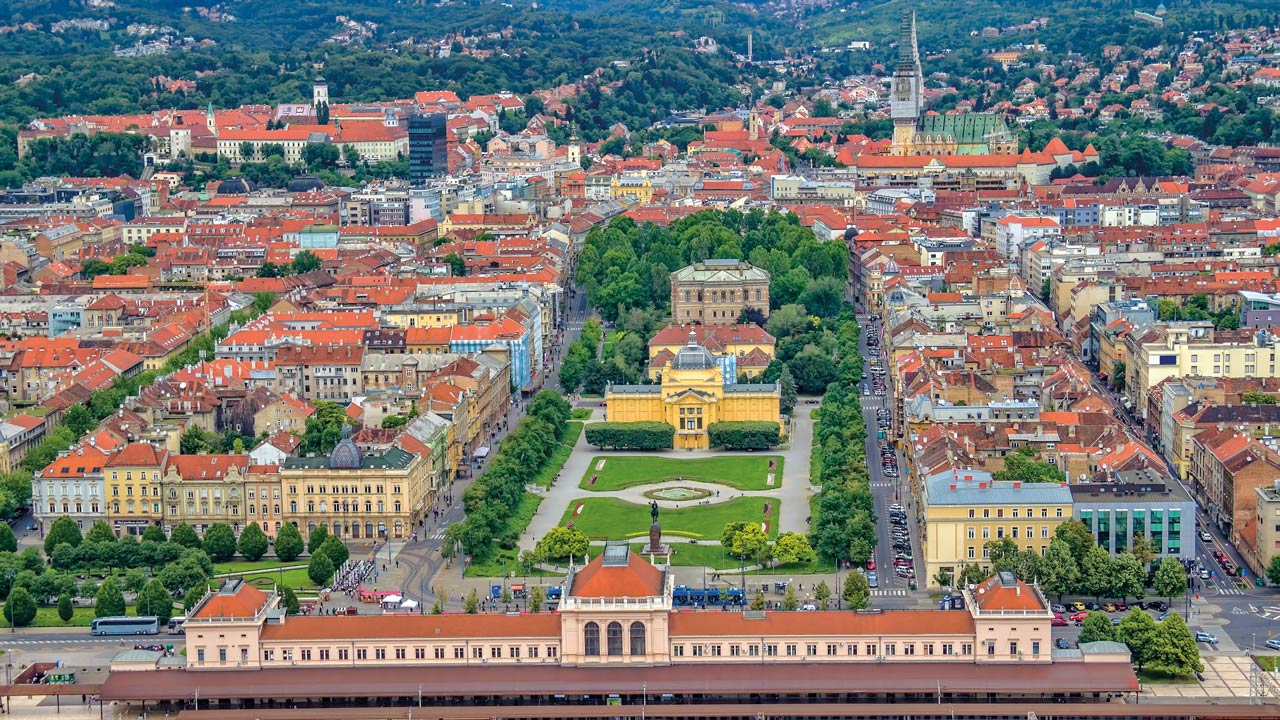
[85,520,116,544]
[237,523,269,561]
[307,552,334,587]
[64,404,95,436]
[137,579,174,623]
[773,532,816,566]
[141,525,166,544]
[307,524,329,555]
[1039,538,1081,599]
[464,589,479,614]
[44,516,83,555]
[1117,608,1160,669]
[1146,612,1203,678]
[170,523,201,549]
[0,524,14,553]
[318,535,349,569]
[1112,553,1147,601]
[280,586,300,615]
[1154,557,1187,605]
[984,537,1019,571]
[778,364,798,415]
[275,523,304,562]
[1268,555,1280,587]
[1054,520,1095,564]
[201,524,237,563]
[933,569,954,589]
[722,522,770,564]
[4,587,36,627]
[750,591,767,610]
[992,446,1065,484]
[782,583,799,611]
[841,571,870,610]
[534,526,589,562]
[94,578,125,618]
[1112,361,1126,391]
[57,593,73,623]
[183,585,206,613]
[442,253,467,277]
[1078,611,1118,644]
[291,250,322,274]
[1081,545,1113,600]
[813,580,832,609]
[529,586,544,613]
[1129,533,1156,570]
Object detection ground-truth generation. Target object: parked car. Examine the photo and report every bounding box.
[867,572,878,588]
[1199,530,1212,542]
[1069,602,1086,612]
[1070,611,1089,623]
[1051,614,1068,627]
[1114,602,1127,612]
[1101,603,1117,613]
[1055,638,1071,650]
[1050,604,1066,614]
[1194,632,1218,644]
[1265,638,1280,651]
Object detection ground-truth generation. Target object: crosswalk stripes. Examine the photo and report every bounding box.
[871,589,907,597]
[0,638,124,646]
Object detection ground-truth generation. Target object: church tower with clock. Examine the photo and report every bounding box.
[890,9,923,155]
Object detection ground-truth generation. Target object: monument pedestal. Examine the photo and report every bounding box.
[643,521,671,559]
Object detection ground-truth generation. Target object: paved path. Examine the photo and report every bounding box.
[520,405,817,552]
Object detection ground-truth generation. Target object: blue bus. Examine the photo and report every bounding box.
[91,616,160,636]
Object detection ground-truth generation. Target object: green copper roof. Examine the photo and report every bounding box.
[919,114,1011,154]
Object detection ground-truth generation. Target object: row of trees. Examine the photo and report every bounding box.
[808,312,878,567]
[748,574,870,612]
[444,391,573,563]
[1078,610,1203,678]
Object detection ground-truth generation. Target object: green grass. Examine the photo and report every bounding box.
[1255,656,1279,672]
[570,408,593,420]
[561,497,780,540]
[580,455,784,492]
[583,543,831,573]
[464,493,551,578]
[602,330,622,357]
[31,605,100,627]
[214,558,305,575]
[241,567,315,592]
[533,421,584,488]
[1137,668,1194,685]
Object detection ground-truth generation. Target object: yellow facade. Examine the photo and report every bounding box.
[922,473,1073,589]
[104,445,168,536]
[606,338,780,450]
[609,177,654,205]
[382,308,467,330]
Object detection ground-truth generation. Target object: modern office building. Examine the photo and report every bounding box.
[408,113,449,184]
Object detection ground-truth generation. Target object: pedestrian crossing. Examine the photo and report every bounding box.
[427,531,446,541]
[871,589,908,597]
[1217,586,1246,596]
[870,482,893,488]
[0,638,126,646]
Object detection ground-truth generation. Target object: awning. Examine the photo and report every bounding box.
[382,595,402,604]
[399,599,418,609]
[474,447,491,458]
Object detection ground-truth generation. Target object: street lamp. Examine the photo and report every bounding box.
[4,568,13,633]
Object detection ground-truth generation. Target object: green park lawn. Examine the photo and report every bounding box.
[579,455,784,492]
[561,496,780,541]
[213,558,306,575]
[241,567,315,592]
[583,542,830,573]
[31,605,102,628]
[570,408,593,420]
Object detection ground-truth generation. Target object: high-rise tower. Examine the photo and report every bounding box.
[889,10,923,155]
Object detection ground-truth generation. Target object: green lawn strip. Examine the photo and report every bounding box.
[31,605,104,627]
[533,422,584,488]
[579,455,784,492]
[569,408,592,420]
[1136,668,1193,685]
[214,558,307,575]
[1255,656,1279,672]
[561,497,780,540]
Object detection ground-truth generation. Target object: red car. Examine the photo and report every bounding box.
[1114,602,1128,612]
[1069,611,1089,624]
[1051,613,1068,627]
[866,560,876,571]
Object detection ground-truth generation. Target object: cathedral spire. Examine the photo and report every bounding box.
[897,9,918,66]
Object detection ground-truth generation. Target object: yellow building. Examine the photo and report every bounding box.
[105,443,169,537]
[921,469,1073,589]
[609,176,654,205]
[280,427,429,541]
[605,333,780,450]
[161,454,248,536]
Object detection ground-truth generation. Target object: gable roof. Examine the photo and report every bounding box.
[570,550,664,598]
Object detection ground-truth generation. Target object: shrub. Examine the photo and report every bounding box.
[707,421,781,450]
[584,421,674,450]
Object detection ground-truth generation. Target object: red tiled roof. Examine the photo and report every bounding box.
[261,613,560,642]
[669,609,974,637]
[570,552,664,598]
[193,583,271,620]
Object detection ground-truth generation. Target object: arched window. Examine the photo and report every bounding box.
[583,622,600,656]
[607,621,623,656]
[630,622,646,655]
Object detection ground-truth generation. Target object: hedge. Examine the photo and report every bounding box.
[707,421,781,450]
[584,422,674,450]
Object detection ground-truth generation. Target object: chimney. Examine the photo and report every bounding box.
[1013,481,1022,488]
[949,484,957,491]
[978,482,988,489]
